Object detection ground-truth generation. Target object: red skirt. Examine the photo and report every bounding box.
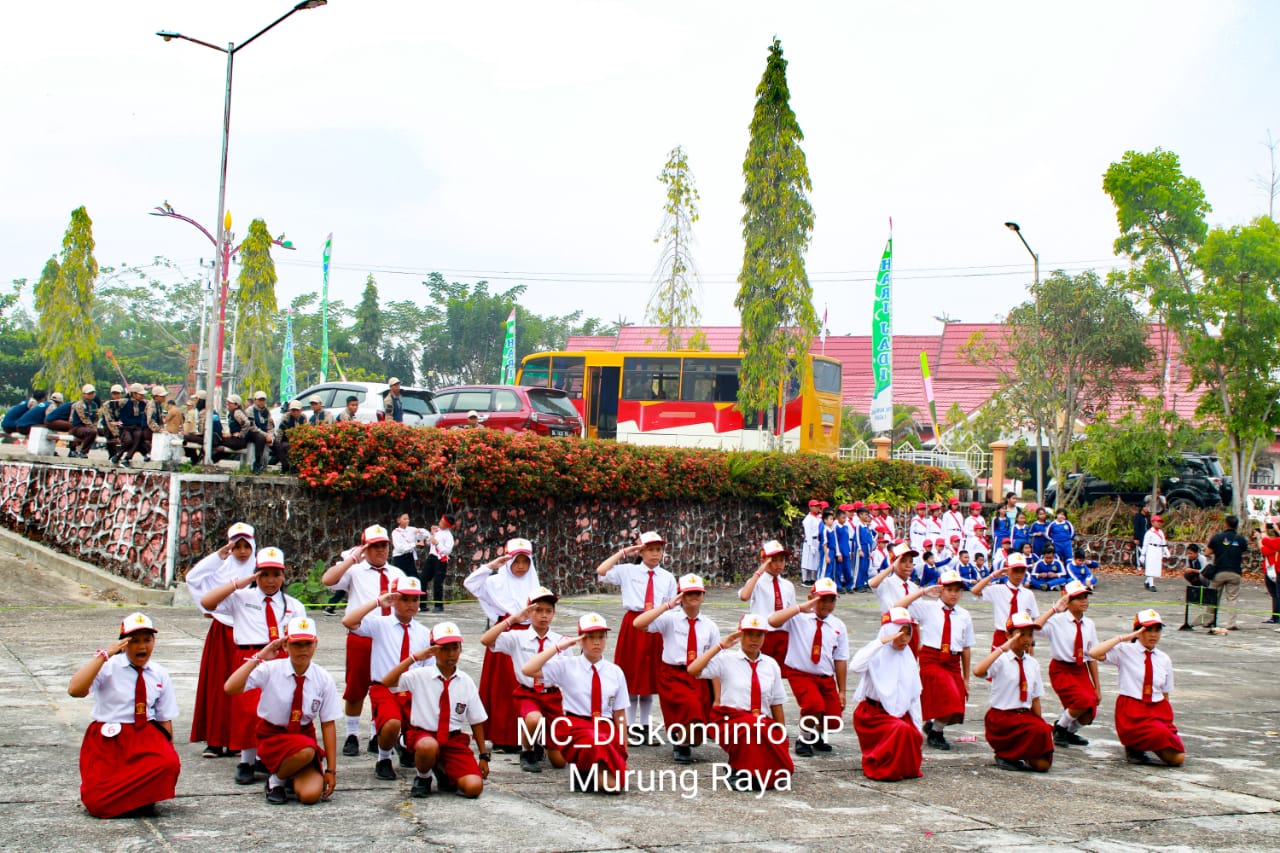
[656,663,713,729]
[190,619,237,746]
[786,670,842,722]
[984,707,1055,765]
[918,646,966,722]
[369,683,413,732]
[342,632,374,702]
[711,705,793,787]
[853,700,923,782]
[1048,659,1099,714]
[80,721,180,818]
[255,719,325,775]
[404,728,481,781]
[479,638,525,748]
[761,631,790,673]
[513,685,565,721]
[991,629,1009,650]
[1114,695,1184,754]
[551,714,627,774]
[230,645,285,750]
[613,610,662,696]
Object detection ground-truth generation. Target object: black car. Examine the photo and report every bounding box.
[1044,453,1228,510]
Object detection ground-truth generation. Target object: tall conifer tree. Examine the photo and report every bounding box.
[234,219,280,398]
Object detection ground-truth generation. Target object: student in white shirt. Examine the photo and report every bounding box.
[421,513,457,612]
[768,577,850,756]
[972,612,1055,773]
[1033,581,1101,748]
[1140,514,1170,592]
[896,570,975,751]
[849,608,924,781]
[970,553,1040,648]
[226,616,340,805]
[384,622,490,798]
[68,613,181,819]
[390,513,424,580]
[737,539,798,666]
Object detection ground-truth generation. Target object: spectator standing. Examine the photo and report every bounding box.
[383,377,404,423]
[1204,516,1248,633]
[1255,518,1279,625]
[390,513,423,582]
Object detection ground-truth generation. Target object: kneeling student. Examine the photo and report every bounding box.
[1033,580,1100,747]
[480,586,567,773]
[385,622,489,798]
[895,570,974,750]
[523,613,630,793]
[69,612,181,818]
[768,577,849,756]
[850,607,924,781]
[688,613,794,791]
[225,617,339,805]
[1089,609,1185,767]
[973,612,1054,772]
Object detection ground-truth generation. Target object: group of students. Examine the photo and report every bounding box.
[70,520,1186,819]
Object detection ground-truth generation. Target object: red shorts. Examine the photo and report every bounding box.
[853,700,923,782]
[785,670,842,723]
[552,714,627,774]
[369,683,413,732]
[614,610,663,696]
[190,618,237,746]
[255,719,326,776]
[1114,695,1184,754]
[918,646,967,722]
[343,632,374,702]
[80,721,180,818]
[404,728,481,781]
[656,663,713,729]
[761,631,790,672]
[512,685,564,721]
[710,705,793,787]
[984,707,1055,765]
[1048,659,1099,714]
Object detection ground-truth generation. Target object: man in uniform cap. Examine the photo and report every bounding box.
[275,400,307,474]
[383,377,404,423]
[67,384,100,458]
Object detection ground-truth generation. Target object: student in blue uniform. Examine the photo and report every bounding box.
[992,507,1012,557]
[2,396,34,433]
[1011,512,1031,554]
[853,507,877,591]
[1065,551,1100,590]
[1029,508,1051,558]
[14,390,51,435]
[44,393,73,431]
[820,511,838,582]
[1028,545,1068,591]
[1047,510,1075,563]
[833,509,853,593]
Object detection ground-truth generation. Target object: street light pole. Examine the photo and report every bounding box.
[1004,221,1044,506]
[155,0,326,465]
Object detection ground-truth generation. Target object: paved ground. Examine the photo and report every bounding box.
[0,549,1277,852]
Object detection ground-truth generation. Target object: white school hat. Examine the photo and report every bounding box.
[506,537,533,556]
[363,524,390,544]
[812,577,839,598]
[1063,580,1091,599]
[677,573,706,593]
[937,569,966,587]
[637,531,665,547]
[430,622,464,644]
[119,612,157,637]
[286,617,318,642]
[1005,552,1028,570]
[1006,611,1040,632]
[578,612,609,633]
[393,577,426,596]
[885,606,914,626]
[761,539,789,557]
[227,522,255,542]
[1134,609,1163,628]
[256,547,285,570]
[527,586,558,605]
[738,613,770,632]
[892,542,918,560]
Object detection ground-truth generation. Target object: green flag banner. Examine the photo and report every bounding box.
[280,310,296,402]
[869,229,893,433]
[500,309,517,384]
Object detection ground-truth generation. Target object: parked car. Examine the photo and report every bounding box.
[1044,452,1228,510]
[272,382,440,428]
[431,384,584,437]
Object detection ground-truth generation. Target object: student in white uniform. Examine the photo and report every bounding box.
[1140,514,1169,592]
[870,542,921,615]
[849,608,924,782]
[970,553,1040,648]
[1090,609,1185,767]
[972,612,1055,773]
[895,570,975,751]
[737,539,798,666]
[1033,580,1101,748]
[768,577,850,756]
[942,498,966,544]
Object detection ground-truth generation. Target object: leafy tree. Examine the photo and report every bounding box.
[735,38,818,439]
[841,403,921,449]
[352,274,385,376]
[90,258,205,387]
[34,207,99,395]
[1104,148,1280,522]
[645,145,707,350]
[233,219,280,398]
[1067,398,1196,499]
[0,279,38,400]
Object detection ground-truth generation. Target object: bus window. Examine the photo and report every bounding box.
[680,358,740,402]
[521,356,551,387]
[622,357,680,400]
[550,356,585,398]
[812,359,843,395]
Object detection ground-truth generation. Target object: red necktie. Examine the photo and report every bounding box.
[1074,620,1084,664]
[289,674,305,733]
[772,577,783,611]
[1142,650,1153,700]
[811,619,824,664]
[265,595,279,642]
[590,664,603,717]
[399,623,410,662]
[1008,586,1019,618]
[941,607,953,654]
[643,571,655,611]
[436,676,452,745]
[534,637,547,692]
[1017,654,1028,703]
[132,665,147,729]
[686,618,698,665]
[378,569,390,616]
[748,659,762,715]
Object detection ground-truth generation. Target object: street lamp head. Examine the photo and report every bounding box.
[1004,221,1021,232]
[156,30,180,42]
[294,0,327,9]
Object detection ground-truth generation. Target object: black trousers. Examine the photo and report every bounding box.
[120,426,148,459]
[421,554,448,609]
[391,551,419,581]
[1266,574,1279,621]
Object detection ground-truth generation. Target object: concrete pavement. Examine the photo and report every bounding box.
[0,561,1277,852]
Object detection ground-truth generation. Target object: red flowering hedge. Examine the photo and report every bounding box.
[287,422,952,506]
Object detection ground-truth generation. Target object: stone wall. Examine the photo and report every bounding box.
[1075,534,1263,572]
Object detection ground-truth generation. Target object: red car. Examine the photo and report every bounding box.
[431,385,584,437]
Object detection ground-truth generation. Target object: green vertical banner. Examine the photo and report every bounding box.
[869,225,893,433]
[279,309,296,402]
[500,308,517,383]
[320,233,332,382]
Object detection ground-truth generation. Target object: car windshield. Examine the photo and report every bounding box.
[528,390,578,417]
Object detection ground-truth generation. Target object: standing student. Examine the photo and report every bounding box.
[867,532,891,590]
[853,505,876,591]
[390,513,423,582]
[479,586,567,773]
[226,617,340,805]
[849,607,924,781]
[970,554,1040,648]
[185,522,258,758]
[942,497,966,544]
[384,622,490,798]
[68,613,181,819]
[420,514,456,613]
[1259,517,1280,624]
[801,500,823,586]
[1011,512,1031,554]
[596,530,677,743]
[832,508,853,592]
[870,542,920,616]
[963,502,990,558]
[972,612,1054,772]
[464,537,542,752]
[991,507,1012,557]
[1034,581,1101,747]
[768,577,849,756]
[689,613,794,791]
[1090,610,1185,766]
[1047,509,1076,563]
[895,570,974,751]
[341,577,433,781]
[908,503,929,568]
[321,525,406,756]
[871,502,895,541]
[201,547,307,786]
[523,613,630,793]
[737,540,797,666]
[1029,508,1050,558]
[1141,514,1169,592]
[633,573,720,764]
[819,510,839,581]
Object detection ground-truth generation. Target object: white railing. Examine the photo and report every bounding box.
[838,440,873,462]
[891,443,992,481]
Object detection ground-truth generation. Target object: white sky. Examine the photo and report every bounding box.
[2,1,1276,337]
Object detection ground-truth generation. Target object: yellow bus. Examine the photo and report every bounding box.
[517,350,842,453]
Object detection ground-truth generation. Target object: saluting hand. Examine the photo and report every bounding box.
[105,638,130,657]
[720,631,743,649]
[376,592,397,609]
[218,542,234,559]
[350,545,367,564]
[665,593,684,611]
[236,572,259,590]
[1052,596,1070,614]
[412,645,441,663]
[260,637,286,658]
[620,543,643,559]
[796,597,819,613]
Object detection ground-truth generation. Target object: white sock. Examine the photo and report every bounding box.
[241,748,256,764]
[626,698,639,725]
[370,723,377,741]
[416,770,430,778]
[378,747,394,760]
[268,774,282,788]
[637,695,654,726]
[346,716,359,736]
[1067,717,1082,733]
[931,721,945,732]
[1056,710,1074,729]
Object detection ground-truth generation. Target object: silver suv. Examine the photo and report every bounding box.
[273,382,440,427]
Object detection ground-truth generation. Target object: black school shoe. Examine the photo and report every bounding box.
[813,735,833,753]
[234,762,256,785]
[411,774,433,798]
[1053,724,1089,747]
[995,756,1030,771]
[342,734,359,757]
[432,766,457,793]
[265,785,287,805]
[520,750,542,773]
[1125,748,1154,765]
[924,721,951,751]
[375,758,397,780]
[672,745,694,764]
[397,743,415,768]
[367,736,378,755]
[201,745,225,758]
[794,739,814,757]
